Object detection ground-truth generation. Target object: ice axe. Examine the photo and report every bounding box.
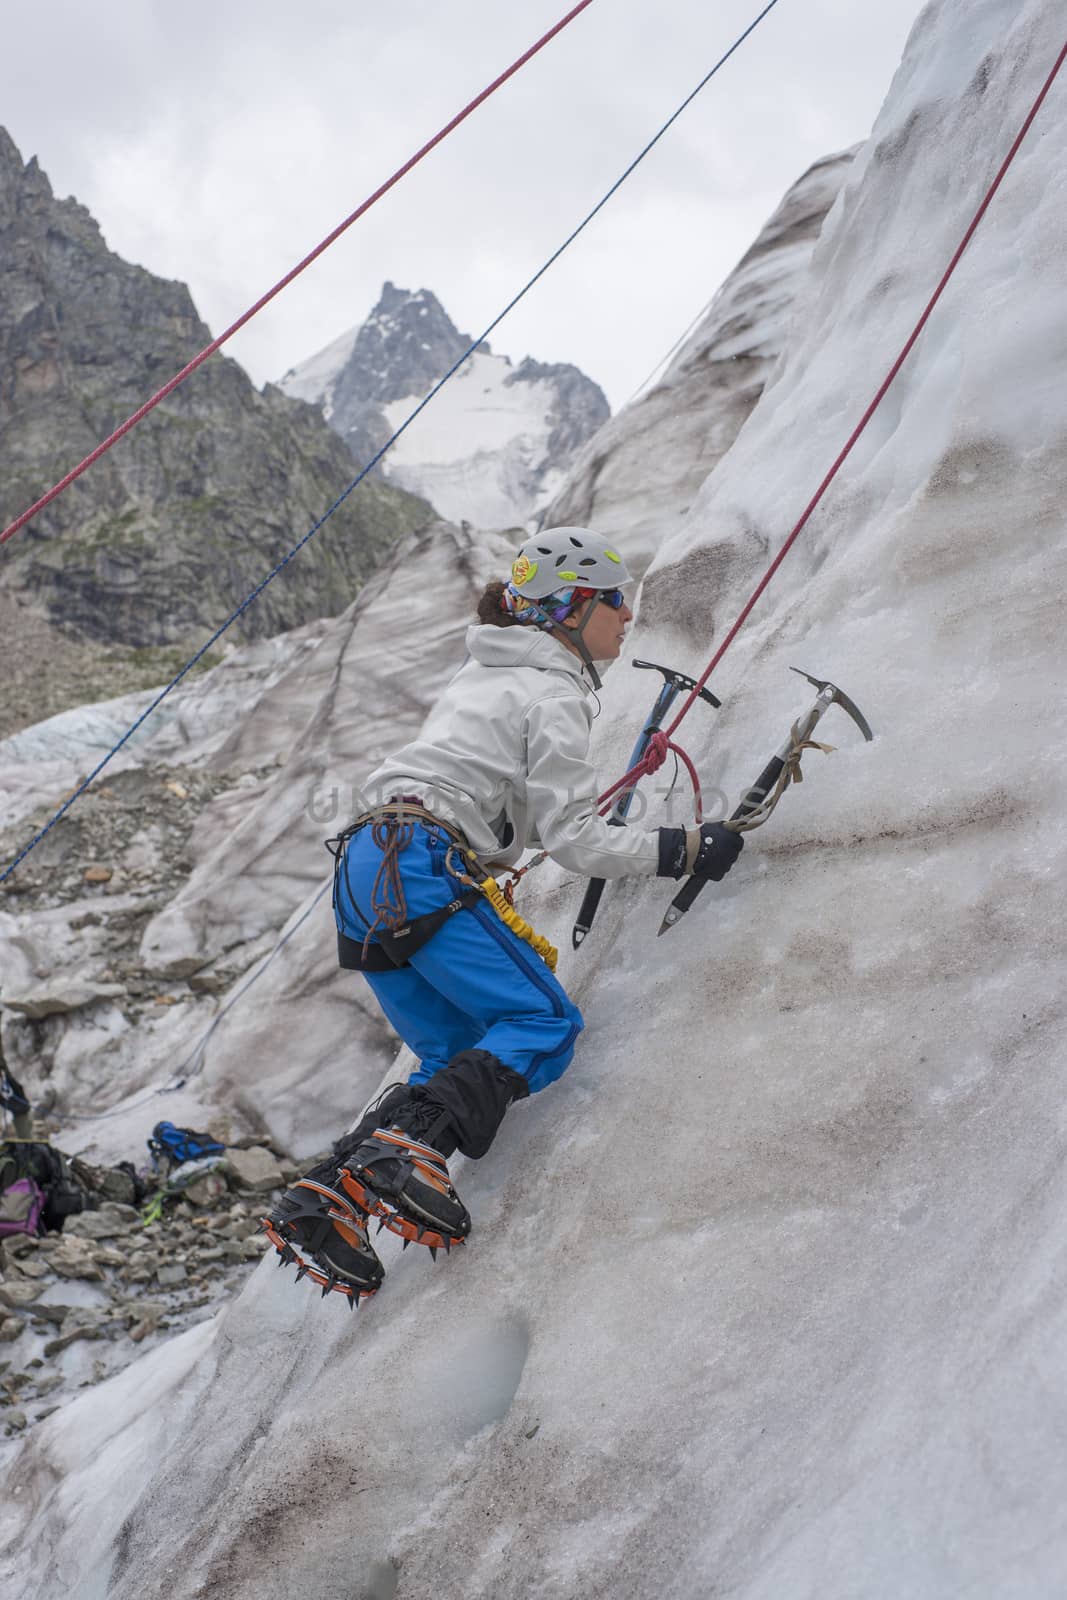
[658,667,873,935]
[572,659,721,948]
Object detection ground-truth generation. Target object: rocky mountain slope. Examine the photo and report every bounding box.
[279,281,609,530]
[0,130,433,694]
[4,0,1067,1592]
[543,148,854,575]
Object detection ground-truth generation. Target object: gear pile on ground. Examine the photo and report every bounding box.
[0,1132,299,1439]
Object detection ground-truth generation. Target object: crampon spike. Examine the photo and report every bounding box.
[402,1239,410,1251]
[428,1245,438,1262]
[295,1262,310,1283]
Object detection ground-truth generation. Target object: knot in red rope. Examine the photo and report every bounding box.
[643,729,670,773]
[599,728,704,824]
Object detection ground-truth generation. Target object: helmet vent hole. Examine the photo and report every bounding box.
[535,546,551,555]
[579,558,596,567]
[570,537,582,548]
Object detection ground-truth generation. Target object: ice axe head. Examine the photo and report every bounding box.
[633,658,721,709]
[790,667,873,742]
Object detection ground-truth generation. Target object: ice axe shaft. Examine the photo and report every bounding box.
[573,660,721,949]
[658,669,873,935]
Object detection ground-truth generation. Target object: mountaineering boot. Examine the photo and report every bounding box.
[262,1152,384,1301]
[339,1092,468,1248]
[338,1051,531,1250]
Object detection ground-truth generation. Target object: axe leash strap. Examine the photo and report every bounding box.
[727,725,835,834]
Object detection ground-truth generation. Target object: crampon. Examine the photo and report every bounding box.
[261,1177,383,1309]
[338,1128,470,1260]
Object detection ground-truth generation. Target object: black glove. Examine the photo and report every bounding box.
[656,823,743,881]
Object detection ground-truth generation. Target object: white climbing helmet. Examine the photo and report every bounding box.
[509,527,631,599]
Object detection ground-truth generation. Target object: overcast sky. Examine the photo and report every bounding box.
[4,0,923,410]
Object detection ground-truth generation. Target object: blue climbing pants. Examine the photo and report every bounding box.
[334,822,583,1095]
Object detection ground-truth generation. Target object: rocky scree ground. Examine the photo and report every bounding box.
[0,755,299,1131]
[0,590,222,743]
[0,1131,310,1441]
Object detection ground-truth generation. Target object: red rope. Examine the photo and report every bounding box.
[601,729,704,822]
[599,33,1067,814]
[0,0,597,549]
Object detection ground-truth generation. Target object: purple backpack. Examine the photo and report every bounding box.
[0,1176,46,1238]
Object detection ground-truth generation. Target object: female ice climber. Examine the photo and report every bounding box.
[265,526,742,1302]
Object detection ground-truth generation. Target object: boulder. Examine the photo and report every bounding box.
[221,1146,284,1193]
[48,1236,106,1281]
[64,1209,139,1241]
[0,1280,41,1309]
[154,1263,187,1288]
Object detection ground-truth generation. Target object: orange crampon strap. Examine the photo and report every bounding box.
[260,1178,377,1307]
[338,1132,468,1260]
[260,1216,372,1307]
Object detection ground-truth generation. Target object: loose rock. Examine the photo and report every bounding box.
[222,1146,285,1193]
[0,1281,42,1310]
[49,1237,106,1282]
[64,1210,139,1242]
[43,1322,104,1356]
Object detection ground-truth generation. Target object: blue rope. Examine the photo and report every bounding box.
[0,0,781,887]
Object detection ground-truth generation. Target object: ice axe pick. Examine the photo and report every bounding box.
[658,667,873,935]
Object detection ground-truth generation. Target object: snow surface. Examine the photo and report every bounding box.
[276,324,358,420]
[381,350,564,530]
[4,0,1067,1593]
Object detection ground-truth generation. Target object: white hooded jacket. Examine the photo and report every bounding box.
[359,625,662,878]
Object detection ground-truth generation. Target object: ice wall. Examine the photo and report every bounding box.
[3,1,1066,1595]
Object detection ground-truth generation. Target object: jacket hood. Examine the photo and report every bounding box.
[464,624,592,690]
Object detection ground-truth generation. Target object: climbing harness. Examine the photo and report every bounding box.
[573,658,721,948]
[330,802,480,972]
[329,801,559,973]
[659,668,874,934]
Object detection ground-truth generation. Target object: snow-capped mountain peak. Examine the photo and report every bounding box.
[278,281,609,530]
